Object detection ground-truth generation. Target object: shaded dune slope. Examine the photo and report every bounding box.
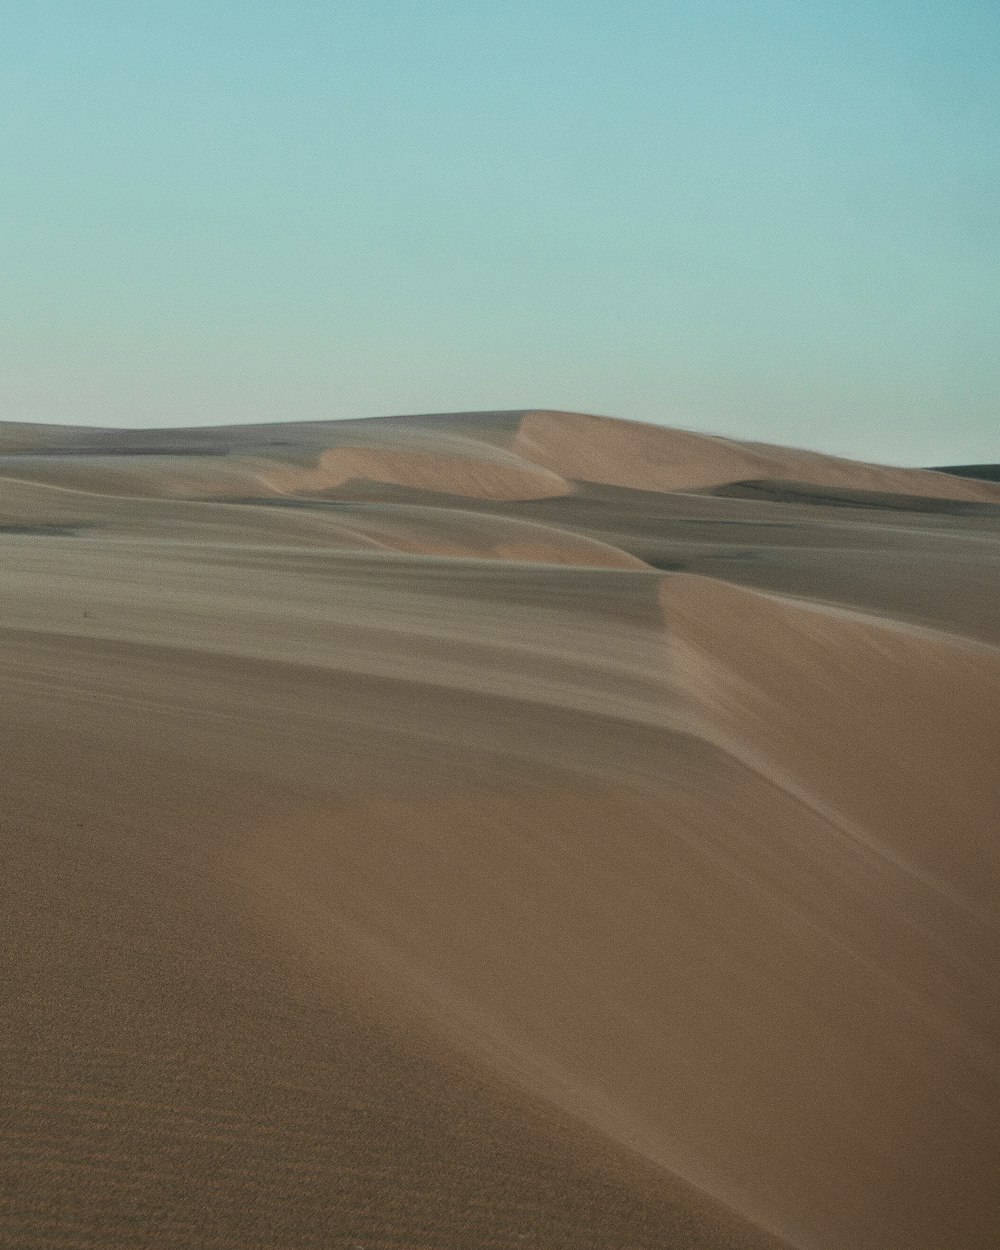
[936,463,1000,483]
[661,577,1000,1247]
[705,477,1000,514]
[247,574,1000,1250]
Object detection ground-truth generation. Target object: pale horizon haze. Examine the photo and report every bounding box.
[2,1,997,465]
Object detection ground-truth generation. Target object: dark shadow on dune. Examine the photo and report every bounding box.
[707,478,1000,515]
[934,464,1000,484]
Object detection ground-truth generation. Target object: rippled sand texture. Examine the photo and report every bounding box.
[2,410,999,1250]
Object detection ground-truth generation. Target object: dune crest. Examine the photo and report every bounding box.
[5,408,1000,507]
[511,408,1000,501]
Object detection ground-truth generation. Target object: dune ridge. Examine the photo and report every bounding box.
[1,409,998,1250]
[4,407,999,506]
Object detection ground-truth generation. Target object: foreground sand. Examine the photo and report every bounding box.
[2,411,999,1250]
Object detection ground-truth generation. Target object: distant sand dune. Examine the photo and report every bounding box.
[4,407,999,506]
[0,445,570,504]
[511,408,1000,502]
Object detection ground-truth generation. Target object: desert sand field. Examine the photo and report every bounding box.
[2,409,999,1250]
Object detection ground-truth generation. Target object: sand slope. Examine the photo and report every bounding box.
[1,410,998,1250]
[512,409,1000,501]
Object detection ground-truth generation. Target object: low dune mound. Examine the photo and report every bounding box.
[510,409,1000,503]
[0,421,115,454]
[0,472,633,567]
[0,474,401,552]
[0,454,286,500]
[0,411,530,466]
[0,410,530,457]
[0,443,570,504]
[335,504,647,568]
[0,411,573,504]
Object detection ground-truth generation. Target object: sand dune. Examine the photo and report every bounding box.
[0,445,570,503]
[511,409,1000,501]
[5,408,999,506]
[0,476,639,568]
[2,410,998,1250]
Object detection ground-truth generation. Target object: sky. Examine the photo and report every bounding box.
[1,1,997,464]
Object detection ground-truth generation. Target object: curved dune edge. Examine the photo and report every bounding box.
[656,573,1000,1246]
[0,475,643,568]
[660,573,1000,893]
[245,570,1000,1250]
[338,504,648,568]
[511,409,1000,502]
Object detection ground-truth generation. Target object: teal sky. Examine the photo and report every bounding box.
[1,2,997,463]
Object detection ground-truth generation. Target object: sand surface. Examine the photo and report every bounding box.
[2,410,999,1250]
